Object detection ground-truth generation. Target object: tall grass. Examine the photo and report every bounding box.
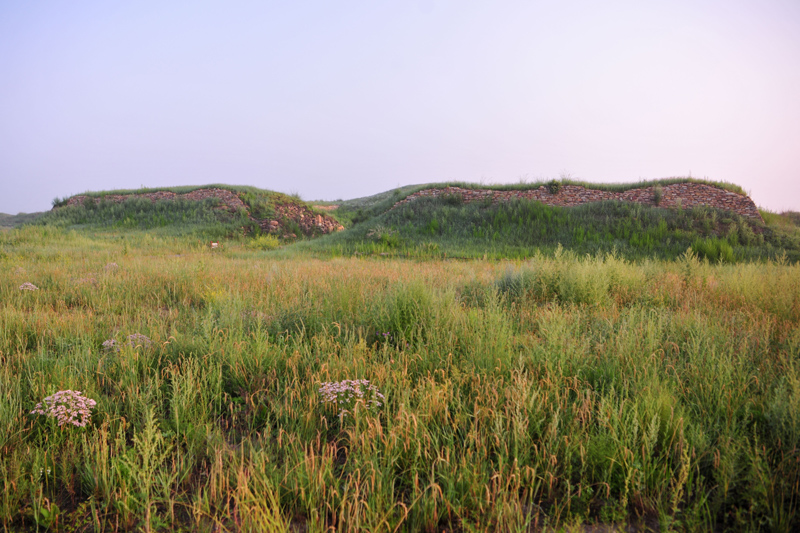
[1,227,799,531]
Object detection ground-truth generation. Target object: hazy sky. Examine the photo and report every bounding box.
[1,0,798,214]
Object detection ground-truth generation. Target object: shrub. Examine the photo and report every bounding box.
[653,185,663,206]
[441,192,464,206]
[247,234,281,251]
[547,180,562,195]
[692,237,735,263]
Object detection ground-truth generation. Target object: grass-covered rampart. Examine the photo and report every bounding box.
[331,177,748,226]
[34,179,800,265]
[1,226,799,531]
[40,185,331,239]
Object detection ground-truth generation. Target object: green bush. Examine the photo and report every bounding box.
[692,237,735,263]
[653,185,663,206]
[246,234,281,251]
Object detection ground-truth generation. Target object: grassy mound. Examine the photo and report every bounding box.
[26,179,800,262]
[40,185,333,240]
[330,177,748,226]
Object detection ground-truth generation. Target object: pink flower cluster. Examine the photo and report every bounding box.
[31,390,97,427]
[19,282,39,291]
[318,379,385,419]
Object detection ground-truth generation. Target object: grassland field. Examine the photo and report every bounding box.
[1,221,799,532]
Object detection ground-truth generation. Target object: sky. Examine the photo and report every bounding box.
[1,0,799,214]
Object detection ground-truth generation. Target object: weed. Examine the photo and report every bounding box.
[653,185,664,205]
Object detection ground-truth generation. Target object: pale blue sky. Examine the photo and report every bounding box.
[1,0,798,214]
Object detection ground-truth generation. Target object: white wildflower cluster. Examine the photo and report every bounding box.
[31,390,97,427]
[318,379,385,420]
[19,282,39,291]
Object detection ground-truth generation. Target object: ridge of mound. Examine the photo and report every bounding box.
[64,187,247,212]
[394,183,762,220]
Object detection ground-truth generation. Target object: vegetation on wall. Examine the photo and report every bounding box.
[313,196,800,263]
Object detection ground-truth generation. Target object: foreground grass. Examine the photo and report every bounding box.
[1,227,799,531]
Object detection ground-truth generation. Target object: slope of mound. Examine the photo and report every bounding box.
[311,194,800,262]
[0,212,45,228]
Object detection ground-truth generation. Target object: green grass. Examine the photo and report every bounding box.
[34,196,250,239]
[307,196,800,263]
[1,225,799,531]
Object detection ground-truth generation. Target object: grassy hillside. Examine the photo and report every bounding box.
[309,196,800,263]
[1,226,799,531]
[38,196,245,238]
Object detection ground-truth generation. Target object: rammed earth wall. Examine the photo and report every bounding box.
[394,183,763,220]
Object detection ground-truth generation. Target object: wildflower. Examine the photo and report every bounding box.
[127,333,152,348]
[318,379,386,420]
[104,262,119,270]
[31,390,97,427]
[102,339,119,352]
[19,282,38,291]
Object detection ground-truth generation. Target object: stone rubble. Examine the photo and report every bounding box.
[260,203,344,237]
[393,183,762,220]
